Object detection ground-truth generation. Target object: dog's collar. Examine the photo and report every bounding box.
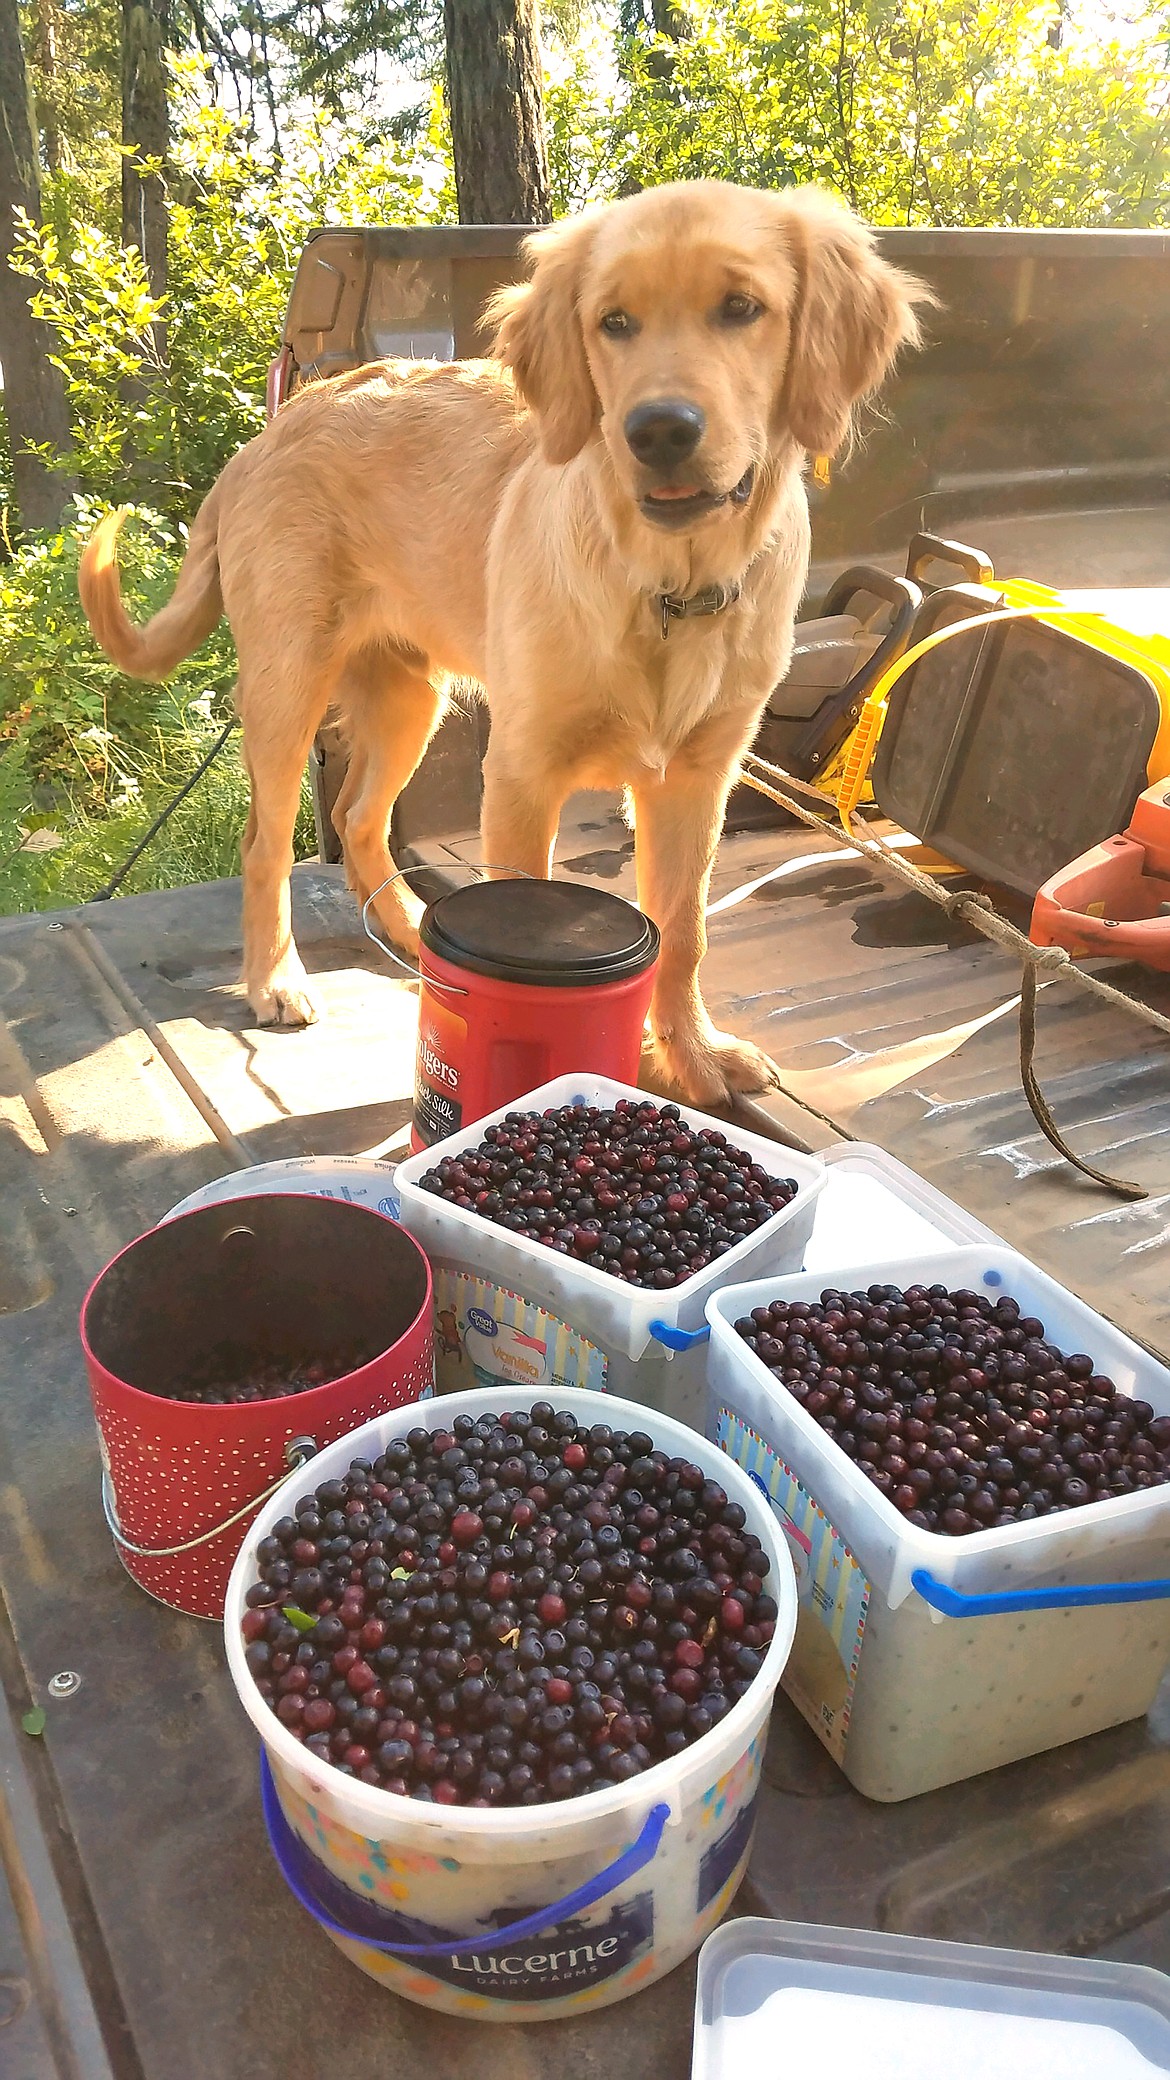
[655,581,742,641]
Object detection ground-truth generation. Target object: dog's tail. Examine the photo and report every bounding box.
[79,484,224,682]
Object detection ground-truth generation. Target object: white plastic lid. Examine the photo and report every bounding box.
[160,1155,399,1225]
[805,1143,999,1269]
[694,1922,1170,2080]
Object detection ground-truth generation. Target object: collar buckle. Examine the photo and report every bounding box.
[656,580,742,640]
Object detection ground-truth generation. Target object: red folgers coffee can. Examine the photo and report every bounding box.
[411,881,659,1152]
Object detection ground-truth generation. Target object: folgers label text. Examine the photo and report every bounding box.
[412,1002,466,1145]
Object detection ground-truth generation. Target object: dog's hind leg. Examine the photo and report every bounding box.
[333,647,445,964]
[239,661,334,1028]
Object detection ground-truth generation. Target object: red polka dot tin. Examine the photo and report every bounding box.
[80,1194,434,1618]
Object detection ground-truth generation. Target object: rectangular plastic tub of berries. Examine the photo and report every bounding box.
[705,1244,1170,1803]
[395,1075,826,1430]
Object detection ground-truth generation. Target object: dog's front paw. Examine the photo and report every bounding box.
[647,1025,781,1107]
[249,967,322,1029]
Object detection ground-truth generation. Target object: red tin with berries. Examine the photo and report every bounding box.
[412,881,660,1153]
[80,1195,434,1618]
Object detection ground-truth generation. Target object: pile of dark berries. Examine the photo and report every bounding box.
[241,1403,775,1804]
[168,1340,382,1405]
[736,1281,1170,1534]
[417,1100,799,1290]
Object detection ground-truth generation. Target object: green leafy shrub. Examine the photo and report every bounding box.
[2,74,436,917]
[0,504,313,916]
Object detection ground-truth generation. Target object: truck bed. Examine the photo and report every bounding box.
[3,806,1170,2078]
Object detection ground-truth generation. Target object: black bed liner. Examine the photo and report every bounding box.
[4,799,1170,2077]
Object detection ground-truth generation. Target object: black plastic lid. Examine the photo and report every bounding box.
[420,881,660,987]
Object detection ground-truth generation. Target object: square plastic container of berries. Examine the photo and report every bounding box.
[395,1075,826,1373]
[705,1243,1170,1801]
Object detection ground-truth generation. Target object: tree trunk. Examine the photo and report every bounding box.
[120,0,170,492]
[648,0,688,82]
[28,0,60,172]
[121,0,169,352]
[651,0,689,36]
[0,0,77,530]
[443,0,550,225]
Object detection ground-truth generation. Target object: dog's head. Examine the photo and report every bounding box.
[489,181,931,536]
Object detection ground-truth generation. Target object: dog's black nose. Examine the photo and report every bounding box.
[624,398,705,468]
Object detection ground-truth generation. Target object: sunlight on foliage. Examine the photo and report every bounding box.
[5,2,1170,919]
[545,0,1170,224]
[0,502,314,915]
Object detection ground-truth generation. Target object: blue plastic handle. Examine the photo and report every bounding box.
[260,1751,669,1957]
[648,1320,710,1352]
[912,1567,1170,1618]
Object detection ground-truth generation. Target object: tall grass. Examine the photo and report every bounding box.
[0,507,316,917]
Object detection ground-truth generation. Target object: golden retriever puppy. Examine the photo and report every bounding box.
[79,180,928,1104]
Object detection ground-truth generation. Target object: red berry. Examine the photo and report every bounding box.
[674,1638,705,1669]
[720,1597,746,1633]
[546,1677,573,1705]
[332,1645,358,1674]
[452,1511,484,1547]
[346,1660,377,1695]
[562,1443,587,1472]
[489,1570,514,1601]
[360,1618,386,1651]
[538,1592,567,1625]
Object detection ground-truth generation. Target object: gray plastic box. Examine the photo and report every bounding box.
[694,1919,1170,2079]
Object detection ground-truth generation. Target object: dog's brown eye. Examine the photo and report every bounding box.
[718,293,763,326]
[600,309,637,338]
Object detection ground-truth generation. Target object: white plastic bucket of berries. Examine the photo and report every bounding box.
[224,1385,796,2020]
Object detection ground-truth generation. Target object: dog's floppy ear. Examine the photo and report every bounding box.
[774,188,934,456]
[487,215,599,465]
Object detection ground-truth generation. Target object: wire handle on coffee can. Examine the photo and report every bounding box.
[360,863,535,995]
